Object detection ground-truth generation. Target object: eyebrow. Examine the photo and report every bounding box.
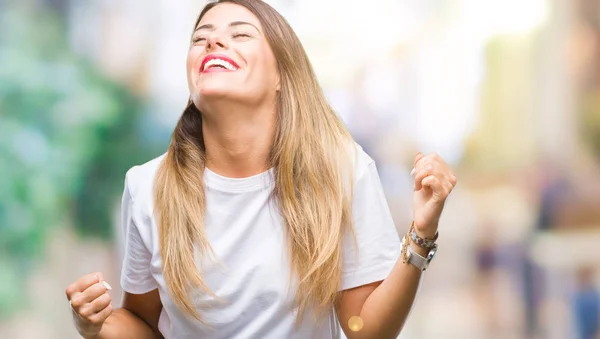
[195,21,261,33]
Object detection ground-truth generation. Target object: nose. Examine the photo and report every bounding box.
[206,33,228,51]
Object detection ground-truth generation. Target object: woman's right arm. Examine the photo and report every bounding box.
[97,289,163,339]
[66,272,163,339]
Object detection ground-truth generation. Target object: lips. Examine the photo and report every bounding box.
[200,54,240,73]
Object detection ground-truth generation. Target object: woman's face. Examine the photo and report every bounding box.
[187,3,280,109]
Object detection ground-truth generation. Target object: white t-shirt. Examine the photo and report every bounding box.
[119,143,401,339]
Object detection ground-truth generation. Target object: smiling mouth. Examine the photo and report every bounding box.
[200,58,239,73]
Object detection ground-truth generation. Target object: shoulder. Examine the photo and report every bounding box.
[124,153,167,203]
[349,141,376,183]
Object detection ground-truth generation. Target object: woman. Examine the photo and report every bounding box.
[65,1,456,338]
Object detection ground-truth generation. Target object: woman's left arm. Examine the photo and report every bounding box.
[336,152,457,339]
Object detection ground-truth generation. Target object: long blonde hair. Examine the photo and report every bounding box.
[154,0,355,322]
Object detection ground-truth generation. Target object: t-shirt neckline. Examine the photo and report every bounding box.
[204,167,275,192]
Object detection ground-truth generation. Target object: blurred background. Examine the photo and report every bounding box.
[0,0,599,338]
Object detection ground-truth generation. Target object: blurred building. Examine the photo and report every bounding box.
[0,0,598,338]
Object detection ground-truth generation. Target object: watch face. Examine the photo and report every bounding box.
[427,246,438,263]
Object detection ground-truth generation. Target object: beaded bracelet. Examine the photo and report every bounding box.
[408,221,438,249]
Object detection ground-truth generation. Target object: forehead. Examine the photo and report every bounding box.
[197,3,261,29]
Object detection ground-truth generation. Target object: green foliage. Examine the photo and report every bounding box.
[0,3,162,317]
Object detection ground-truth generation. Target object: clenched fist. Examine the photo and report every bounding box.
[65,272,113,338]
[411,152,457,238]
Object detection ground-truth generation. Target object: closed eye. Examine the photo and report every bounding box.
[232,33,251,39]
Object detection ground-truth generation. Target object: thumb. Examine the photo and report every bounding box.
[94,272,104,283]
[94,272,112,291]
[411,152,426,176]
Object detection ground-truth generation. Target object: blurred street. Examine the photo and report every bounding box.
[1,0,599,338]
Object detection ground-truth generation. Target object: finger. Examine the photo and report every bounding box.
[449,173,458,187]
[414,168,426,191]
[411,152,426,176]
[421,175,444,193]
[446,182,455,195]
[66,272,104,301]
[414,164,441,190]
[413,153,439,175]
[414,152,425,168]
[79,292,112,318]
[422,175,452,201]
[439,171,457,192]
[70,281,112,310]
[86,304,113,327]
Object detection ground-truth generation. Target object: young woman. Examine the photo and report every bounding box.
[65,1,456,338]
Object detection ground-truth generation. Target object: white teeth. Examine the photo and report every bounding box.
[203,58,238,71]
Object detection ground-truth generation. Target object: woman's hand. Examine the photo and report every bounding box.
[411,152,457,238]
[65,272,113,339]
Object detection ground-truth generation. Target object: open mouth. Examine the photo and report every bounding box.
[200,55,240,73]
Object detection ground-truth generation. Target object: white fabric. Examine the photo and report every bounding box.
[119,143,401,339]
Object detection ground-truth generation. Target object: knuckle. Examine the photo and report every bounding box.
[89,294,111,313]
[79,304,93,318]
[79,310,90,320]
[65,286,74,298]
[89,282,102,293]
[97,293,111,306]
[92,285,106,297]
[70,295,83,308]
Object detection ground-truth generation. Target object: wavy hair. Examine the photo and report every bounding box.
[154,0,355,323]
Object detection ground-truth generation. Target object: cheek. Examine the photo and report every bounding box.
[264,52,279,87]
[250,51,279,88]
[186,47,204,91]
[186,47,202,75]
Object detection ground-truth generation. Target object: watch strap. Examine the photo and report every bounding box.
[402,236,437,271]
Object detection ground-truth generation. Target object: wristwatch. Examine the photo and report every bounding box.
[402,236,438,271]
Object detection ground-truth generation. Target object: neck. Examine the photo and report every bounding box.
[200,100,275,178]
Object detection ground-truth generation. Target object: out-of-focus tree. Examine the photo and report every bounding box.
[0,3,160,317]
[575,0,600,159]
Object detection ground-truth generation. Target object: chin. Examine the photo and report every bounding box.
[197,85,235,99]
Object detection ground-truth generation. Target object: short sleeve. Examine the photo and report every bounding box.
[120,171,158,294]
[340,155,402,291]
